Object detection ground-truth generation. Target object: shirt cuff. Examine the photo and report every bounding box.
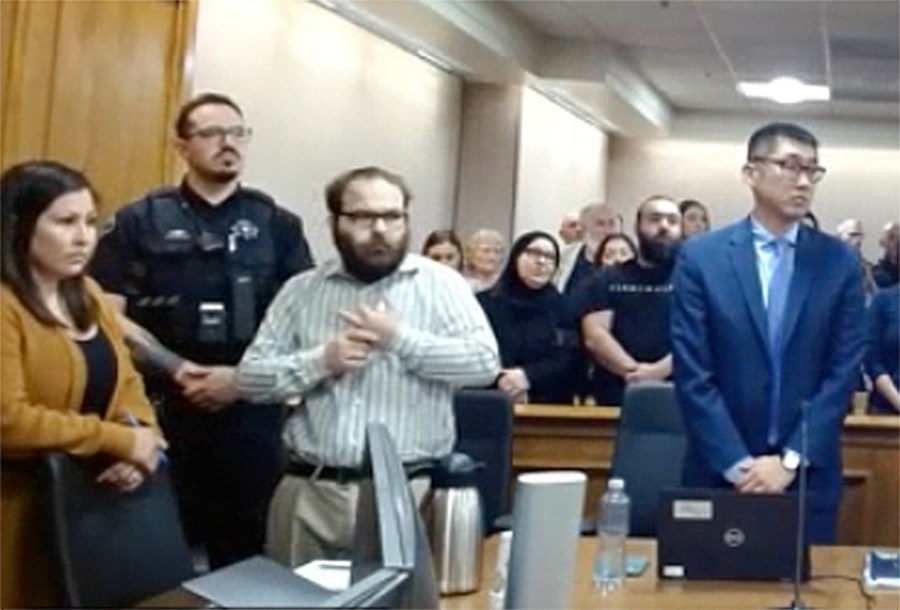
[723,456,754,483]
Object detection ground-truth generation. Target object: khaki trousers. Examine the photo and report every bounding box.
[265,474,430,568]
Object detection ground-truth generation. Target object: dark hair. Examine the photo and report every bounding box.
[635,194,677,224]
[422,230,464,271]
[325,166,412,215]
[747,122,818,161]
[678,199,707,216]
[174,92,244,138]
[679,199,710,231]
[593,232,638,266]
[1,160,97,330]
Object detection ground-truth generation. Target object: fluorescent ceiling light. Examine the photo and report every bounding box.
[737,77,830,105]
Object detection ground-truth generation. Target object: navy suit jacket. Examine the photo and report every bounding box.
[671,218,865,531]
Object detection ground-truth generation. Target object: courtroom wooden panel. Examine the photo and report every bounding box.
[840,414,900,546]
[512,405,900,546]
[1,0,196,216]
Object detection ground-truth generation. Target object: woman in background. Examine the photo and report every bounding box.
[477,231,575,404]
[422,229,464,272]
[865,286,900,414]
[679,199,710,238]
[1,161,167,607]
[464,228,505,291]
[594,233,638,267]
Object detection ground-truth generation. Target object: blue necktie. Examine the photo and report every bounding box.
[766,237,793,445]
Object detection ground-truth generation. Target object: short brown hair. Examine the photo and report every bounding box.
[174,92,244,138]
[324,166,412,215]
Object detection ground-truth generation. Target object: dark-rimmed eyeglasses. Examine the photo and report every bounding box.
[337,210,407,229]
[187,125,253,142]
[750,156,826,183]
[522,247,556,264]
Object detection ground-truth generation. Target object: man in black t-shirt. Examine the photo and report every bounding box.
[573,195,682,404]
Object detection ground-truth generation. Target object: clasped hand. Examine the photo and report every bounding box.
[98,425,169,492]
[324,303,398,375]
[497,368,529,399]
[734,455,796,494]
[174,363,239,411]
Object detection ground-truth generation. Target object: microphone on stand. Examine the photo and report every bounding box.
[776,400,812,610]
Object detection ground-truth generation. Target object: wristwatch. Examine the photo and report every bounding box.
[781,450,801,472]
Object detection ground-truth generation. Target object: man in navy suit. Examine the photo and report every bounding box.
[671,122,865,543]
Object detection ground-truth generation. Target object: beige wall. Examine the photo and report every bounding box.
[608,112,900,259]
[455,83,522,240]
[514,87,608,241]
[192,0,462,260]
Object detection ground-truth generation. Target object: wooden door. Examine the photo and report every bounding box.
[1,0,196,217]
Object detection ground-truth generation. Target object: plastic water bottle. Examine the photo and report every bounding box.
[593,478,630,593]
[487,530,512,609]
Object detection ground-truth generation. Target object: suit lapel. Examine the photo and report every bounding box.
[780,226,814,351]
[728,219,768,351]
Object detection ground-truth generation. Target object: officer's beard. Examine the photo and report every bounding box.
[638,231,681,269]
[196,148,243,184]
[334,226,410,284]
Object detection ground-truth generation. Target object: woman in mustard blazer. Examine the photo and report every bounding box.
[1,161,168,607]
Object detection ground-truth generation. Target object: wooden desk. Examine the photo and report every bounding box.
[442,536,900,610]
[141,538,899,609]
[513,404,900,546]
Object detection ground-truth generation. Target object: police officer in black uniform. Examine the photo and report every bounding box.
[91,93,314,569]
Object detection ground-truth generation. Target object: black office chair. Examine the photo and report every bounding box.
[41,452,195,607]
[608,380,687,537]
[452,389,514,534]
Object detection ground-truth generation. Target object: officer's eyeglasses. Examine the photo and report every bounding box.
[187,125,253,143]
[750,156,826,183]
[338,210,407,230]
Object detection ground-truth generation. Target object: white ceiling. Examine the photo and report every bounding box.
[501,0,899,120]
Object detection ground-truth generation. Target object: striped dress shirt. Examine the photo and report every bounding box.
[237,253,500,467]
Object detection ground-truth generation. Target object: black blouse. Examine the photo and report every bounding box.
[76,329,118,416]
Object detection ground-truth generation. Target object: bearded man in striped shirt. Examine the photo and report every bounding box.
[236,166,500,567]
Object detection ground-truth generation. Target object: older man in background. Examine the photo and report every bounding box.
[873,221,900,288]
[554,202,622,294]
[835,218,876,295]
[557,211,583,245]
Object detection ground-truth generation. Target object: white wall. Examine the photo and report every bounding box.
[193,0,462,260]
[608,112,900,259]
[513,87,608,241]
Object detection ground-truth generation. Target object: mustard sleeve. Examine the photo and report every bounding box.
[1,292,137,460]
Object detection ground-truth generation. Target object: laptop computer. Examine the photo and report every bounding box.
[656,488,810,581]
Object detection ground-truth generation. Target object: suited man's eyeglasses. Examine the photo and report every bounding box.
[750,157,826,184]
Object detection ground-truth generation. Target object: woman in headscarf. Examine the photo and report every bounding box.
[477,230,575,404]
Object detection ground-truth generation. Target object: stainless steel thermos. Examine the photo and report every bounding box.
[421,453,484,595]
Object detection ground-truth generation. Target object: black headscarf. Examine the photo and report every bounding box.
[488,230,561,311]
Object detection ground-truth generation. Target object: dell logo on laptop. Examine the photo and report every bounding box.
[724,528,745,547]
